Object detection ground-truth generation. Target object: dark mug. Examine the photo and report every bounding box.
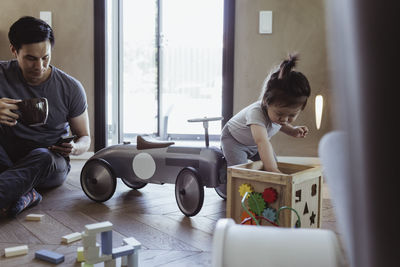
[16,97,49,127]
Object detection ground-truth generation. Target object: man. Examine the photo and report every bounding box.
[0,16,90,217]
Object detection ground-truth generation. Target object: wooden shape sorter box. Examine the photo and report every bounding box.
[226,161,323,228]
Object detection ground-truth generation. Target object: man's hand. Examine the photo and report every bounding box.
[49,142,76,157]
[291,126,309,138]
[0,98,21,126]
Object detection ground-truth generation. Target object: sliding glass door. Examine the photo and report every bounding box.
[106,0,228,146]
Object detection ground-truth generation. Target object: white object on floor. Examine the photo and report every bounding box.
[212,218,345,267]
[61,232,82,244]
[26,213,45,221]
[4,245,28,257]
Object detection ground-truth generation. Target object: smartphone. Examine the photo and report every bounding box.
[55,135,77,146]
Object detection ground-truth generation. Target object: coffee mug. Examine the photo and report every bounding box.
[16,97,49,127]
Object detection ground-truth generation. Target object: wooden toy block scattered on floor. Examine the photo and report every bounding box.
[85,254,112,265]
[82,232,96,247]
[122,237,141,267]
[112,245,134,259]
[122,237,141,249]
[84,221,113,234]
[104,259,117,267]
[121,255,128,266]
[25,213,45,221]
[35,249,64,264]
[127,252,138,267]
[4,245,28,257]
[61,232,82,244]
[83,245,100,261]
[101,230,113,255]
[77,247,85,262]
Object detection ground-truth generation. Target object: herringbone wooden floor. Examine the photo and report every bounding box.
[0,159,343,266]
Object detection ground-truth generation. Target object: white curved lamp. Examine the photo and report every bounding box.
[315,95,323,130]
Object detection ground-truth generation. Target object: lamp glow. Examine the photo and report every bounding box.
[315,95,323,130]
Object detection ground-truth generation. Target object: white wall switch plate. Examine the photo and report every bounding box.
[40,11,52,27]
[259,11,272,34]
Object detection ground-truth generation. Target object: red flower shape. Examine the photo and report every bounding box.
[262,187,278,203]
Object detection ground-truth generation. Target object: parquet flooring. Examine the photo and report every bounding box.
[0,159,344,266]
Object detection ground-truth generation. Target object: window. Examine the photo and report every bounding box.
[94,0,234,149]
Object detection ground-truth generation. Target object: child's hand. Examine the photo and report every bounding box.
[292,126,309,138]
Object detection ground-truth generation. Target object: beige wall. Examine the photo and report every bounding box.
[234,0,333,156]
[0,0,332,156]
[0,0,95,151]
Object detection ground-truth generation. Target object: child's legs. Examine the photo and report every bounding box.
[221,126,258,167]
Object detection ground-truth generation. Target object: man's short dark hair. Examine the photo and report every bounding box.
[8,16,55,52]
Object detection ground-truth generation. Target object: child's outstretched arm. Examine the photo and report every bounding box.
[280,124,309,138]
[250,124,282,173]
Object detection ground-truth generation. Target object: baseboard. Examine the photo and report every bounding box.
[70,152,94,160]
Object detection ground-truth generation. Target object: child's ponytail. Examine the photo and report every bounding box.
[278,54,298,79]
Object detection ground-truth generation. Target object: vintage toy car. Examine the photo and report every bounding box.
[80,117,227,216]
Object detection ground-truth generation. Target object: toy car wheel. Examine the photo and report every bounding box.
[215,184,227,200]
[175,167,204,217]
[121,178,147,190]
[80,158,116,202]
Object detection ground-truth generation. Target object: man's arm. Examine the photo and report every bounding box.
[69,109,91,156]
[49,110,90,156]
[250,124,281,173]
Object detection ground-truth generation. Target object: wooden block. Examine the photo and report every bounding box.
[122,237,141,249]
[104,259,117,267]
[4,245,28,257]
[85,254,112,265]
[84,221,113,234]
[121,255,128,266]
[81,262,94,267]
[35,249,65,264]
[82,232,96,247]
[101,230,112,255]
[83,245,100,260]
[77,247,85,262]
[61,232,82,244]
[25,213,45,221]
[112,245,134,259]
[127,251,138,267]
[227,161,323,228]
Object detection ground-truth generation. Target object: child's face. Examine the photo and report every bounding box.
[267,104,302,126]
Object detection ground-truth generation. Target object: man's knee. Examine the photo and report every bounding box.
[29,148,55,167]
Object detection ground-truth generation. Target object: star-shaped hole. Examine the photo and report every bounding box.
[310,211,316,225]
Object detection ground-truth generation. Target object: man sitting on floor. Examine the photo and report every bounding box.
[0,16,90,217]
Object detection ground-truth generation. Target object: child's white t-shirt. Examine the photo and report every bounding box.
[226,101,281,146]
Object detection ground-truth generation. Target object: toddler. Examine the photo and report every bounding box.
[221,54,311,173]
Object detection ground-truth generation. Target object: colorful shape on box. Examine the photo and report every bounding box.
[238,183,253,198]
[262,187,278,203]
[262,207,277,222]
[247,192,266,216]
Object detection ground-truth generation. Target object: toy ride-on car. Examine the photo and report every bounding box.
[80,117,227,217]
